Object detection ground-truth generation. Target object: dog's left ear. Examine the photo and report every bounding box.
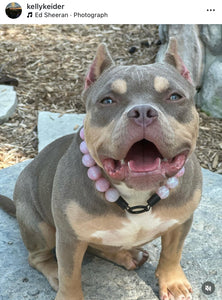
[164,37,193,84]
[84,43,114,90]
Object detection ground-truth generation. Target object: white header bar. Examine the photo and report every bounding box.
[0,0,221,24]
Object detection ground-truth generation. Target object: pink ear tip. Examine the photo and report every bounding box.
[85,77,93,90]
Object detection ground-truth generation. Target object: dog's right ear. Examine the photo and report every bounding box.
[164,37,193,84]
[84,43,114,90]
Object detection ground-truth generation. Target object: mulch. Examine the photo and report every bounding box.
[0,25,221,173]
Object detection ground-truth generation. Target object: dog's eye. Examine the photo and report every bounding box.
[169,93,182,101]
[100,98,114,105]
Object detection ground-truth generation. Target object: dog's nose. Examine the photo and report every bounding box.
[127,105,158,127]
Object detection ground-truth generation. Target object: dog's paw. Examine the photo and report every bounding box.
[156,265,192,300]
[121,248,149,270]
[160,289,192,300]
[48,274,59,291]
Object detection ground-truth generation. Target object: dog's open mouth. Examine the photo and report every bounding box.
[103,139,187,180]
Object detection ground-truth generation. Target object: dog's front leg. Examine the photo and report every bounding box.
[155,217,193,300]
[55,229,88,300]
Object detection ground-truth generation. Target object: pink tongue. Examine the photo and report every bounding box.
[128,157,161,172]
[126,141,161,172]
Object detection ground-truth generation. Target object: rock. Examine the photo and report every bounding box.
[197,25,222,117]
[0,85,17,124]
[156,25,204,89]
[200,25,222,55]
[38,111,85,151]
[156,24,222,118]
[0,160,30,198]
[200,61,222,118]
[27,288,40,296]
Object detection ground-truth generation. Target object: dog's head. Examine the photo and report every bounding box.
[82,39,199,190]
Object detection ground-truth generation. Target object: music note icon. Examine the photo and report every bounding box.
[27,12,32,18]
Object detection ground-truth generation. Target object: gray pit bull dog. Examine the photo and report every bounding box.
[0,38,202,300]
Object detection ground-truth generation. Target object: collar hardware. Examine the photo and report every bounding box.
[116,193,161,214]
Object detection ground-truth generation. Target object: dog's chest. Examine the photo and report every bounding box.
[66,203,178,248]
[90,211,178,248]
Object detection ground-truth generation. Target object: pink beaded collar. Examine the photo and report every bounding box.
[79,127,185,214]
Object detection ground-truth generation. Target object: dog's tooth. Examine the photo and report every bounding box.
[120,159,125,165]
[128,161,132,171]
[162,158,168,162]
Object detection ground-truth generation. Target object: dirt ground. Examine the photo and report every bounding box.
[0,25,221,173]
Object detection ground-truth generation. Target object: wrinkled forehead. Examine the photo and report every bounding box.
[100,65,162,93]
[85,63,193,103]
